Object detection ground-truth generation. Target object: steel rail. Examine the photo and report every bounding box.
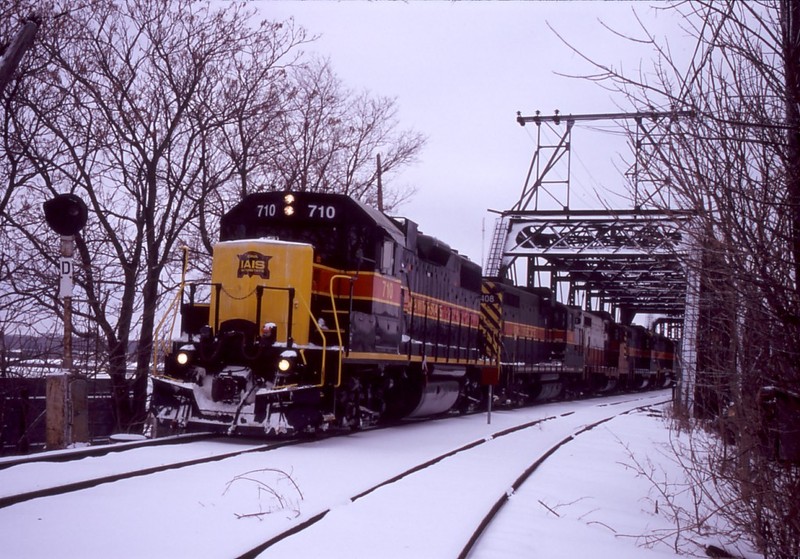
[0,437,312,510]
[456,399,671,558]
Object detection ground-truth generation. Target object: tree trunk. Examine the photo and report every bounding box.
[783,0,800,297]
[107,339,132,431]
[132,272,160,428]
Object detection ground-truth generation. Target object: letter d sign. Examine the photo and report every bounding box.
[59,257,73,298]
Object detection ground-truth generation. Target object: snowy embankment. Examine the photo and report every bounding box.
[0,390,761,558]
[469,406,759,559]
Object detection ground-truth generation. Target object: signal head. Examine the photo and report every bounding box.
[43,193,88,236]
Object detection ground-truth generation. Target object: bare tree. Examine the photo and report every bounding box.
[559,1,800,556]
[0,2,48,347]
[1,0,309,430]
[2,0,427,435]
[192,56,426,263]
[271,58,425,210]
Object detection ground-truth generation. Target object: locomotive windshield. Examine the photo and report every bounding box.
[220,191,401,270]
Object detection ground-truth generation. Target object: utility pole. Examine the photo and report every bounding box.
[376,153,384,212]
[0,16,38,95]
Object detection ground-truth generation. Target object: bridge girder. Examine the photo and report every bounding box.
[486,111,694,324]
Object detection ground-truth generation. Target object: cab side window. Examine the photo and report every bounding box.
[380,239,395,274]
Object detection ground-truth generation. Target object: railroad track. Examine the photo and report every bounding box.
[0,435,312,510]
[456,402,667,558]
[0,390,672,558]
[0,410,473,512]
[235,393,670,558]
[0,432,214,471]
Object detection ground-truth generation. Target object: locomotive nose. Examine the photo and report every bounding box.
[210,240,314,347]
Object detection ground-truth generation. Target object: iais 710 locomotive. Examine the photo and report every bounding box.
[150,191,674,435]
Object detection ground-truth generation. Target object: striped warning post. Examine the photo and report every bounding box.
[479,282,503,362]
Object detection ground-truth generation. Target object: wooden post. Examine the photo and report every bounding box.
[46,375,68,448]
[376,153,384,212]
[71,377,89,443]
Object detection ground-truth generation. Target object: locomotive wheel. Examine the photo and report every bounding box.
[336,380,363,431]
[339,396,362,431]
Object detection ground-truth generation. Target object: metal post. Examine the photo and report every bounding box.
[60,235,74,373]
[680,234,701,417]
[487,384,493,425]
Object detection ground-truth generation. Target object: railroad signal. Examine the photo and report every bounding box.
[43,193,88,236]
[43,193,88,300]
[42,193,89,448]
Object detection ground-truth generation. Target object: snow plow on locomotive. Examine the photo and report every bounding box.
[150,191,675,436]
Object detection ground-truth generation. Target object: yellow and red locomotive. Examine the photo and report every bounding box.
[150,191,674,435]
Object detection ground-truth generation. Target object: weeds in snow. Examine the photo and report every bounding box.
[615,408,762,558]
[223,468,304,520]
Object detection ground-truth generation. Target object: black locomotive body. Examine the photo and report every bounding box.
[150,191,675,435]
[649,332,676,388]
[478,281,567,404]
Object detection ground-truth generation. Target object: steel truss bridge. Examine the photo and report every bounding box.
[485,110,693,335]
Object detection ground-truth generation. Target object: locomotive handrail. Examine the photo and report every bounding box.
[295,291,329,388]
[213,283,222,333]
[152,246,190,377]
[329,274,354,388]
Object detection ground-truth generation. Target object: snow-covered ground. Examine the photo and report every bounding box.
[0,390,761,558]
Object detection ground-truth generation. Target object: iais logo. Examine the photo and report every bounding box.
[237,251,272,279]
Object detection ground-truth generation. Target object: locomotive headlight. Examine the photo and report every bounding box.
[284,193,295,216]
[174,345,194,367]
[277,349,298,373]
[166,345,194,376]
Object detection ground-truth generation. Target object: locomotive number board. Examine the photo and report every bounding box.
[254,193,344,223]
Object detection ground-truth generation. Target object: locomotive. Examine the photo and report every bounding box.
[150,191,674,435]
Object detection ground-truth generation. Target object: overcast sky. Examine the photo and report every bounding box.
[259,1,690,264]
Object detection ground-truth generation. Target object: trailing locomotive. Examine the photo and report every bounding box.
[150,191,674,435]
